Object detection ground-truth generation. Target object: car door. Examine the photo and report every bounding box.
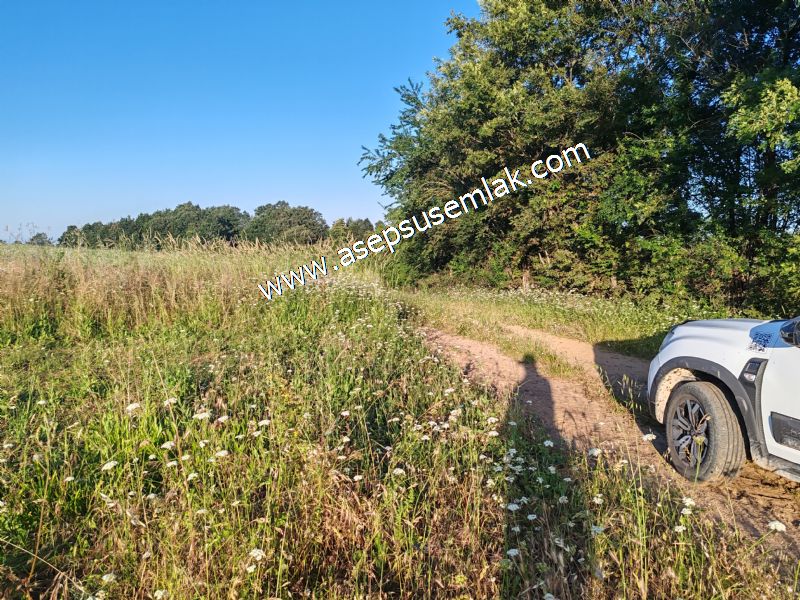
[760,317,800,464]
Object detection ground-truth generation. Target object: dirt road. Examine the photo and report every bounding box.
[425,323,800,550]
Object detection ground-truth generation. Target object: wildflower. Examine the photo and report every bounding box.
[249,548,266,562]
[527,514,537,521]
[563,477,572,483]
[543,440,554,448]
[592,494,604,505]
[340,410,350,417]
[444,387,455,395]
[216,415,230,423]
[487,430,499,437]
[673,525,686,533]
[681,507,692,516]
[420,434,430,441]
[125,402,141,413]
[64,476,75,482]
[768,520,787,532]
[511,525,521,533]
[199,440,210,448]
[195,509,208,516]
[392,467,406,477]
[160,441,175,450]
[214,450,229,459]
[181,454,191,461]
[101,573,115,583]
[506,548,520,557]
[558,496,568,504]
[192,410,211,421]
[246,564,256,573]
[643,433,657,441]
[588,448,602,457]
[548,466,557,474]
[506,503,520,512]
[487,417,499,425]
[154,591,167,600]
[591,525,605,536]
[352,475,363,482]
[258,419,270,427]
[186,472,199,482]
[544,594,556,600]
[251,430,262,438]
[100,461,118,472]
[682,497,696,508]
[2,443,13,449]
[341,436,351,444]
[508,420,517,426]
[166,460,178,468]
[163,397,178,407]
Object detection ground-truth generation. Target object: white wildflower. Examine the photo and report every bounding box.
[163,397,178,407]
[591,525,605,536]
[249,548,266,562]
[125,402,141,413]
[673,525,686,533]
[100,460,118,472]
[588,448,602,457]
[768,520,787,532]
[506,503,520,512]
[506,548,520,557]
[543,440,554,447]
[392,467,406,476]
[192,410,211,421]
[643,433,657,441]
[682,497,696,508]
[160,441,175,450]
[214,450,229,458]
[101,573,115,583]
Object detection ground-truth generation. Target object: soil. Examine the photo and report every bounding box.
[424,324,800,552]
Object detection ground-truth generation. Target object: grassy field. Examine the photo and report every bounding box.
[396,286,731,361]
[0,244,797,599]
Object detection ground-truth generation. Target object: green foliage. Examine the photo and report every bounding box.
[57,201,344,249]
[243,201,328,244]
[362,0,800,314]
[26,232,52,246]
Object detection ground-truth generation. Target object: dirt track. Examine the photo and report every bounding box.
[425,324,800,551]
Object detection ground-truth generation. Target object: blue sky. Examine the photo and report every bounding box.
[0,1,481,242]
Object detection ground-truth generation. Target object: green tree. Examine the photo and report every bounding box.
[244,201,328,243]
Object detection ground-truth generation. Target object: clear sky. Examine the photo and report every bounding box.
[0,1,481,242]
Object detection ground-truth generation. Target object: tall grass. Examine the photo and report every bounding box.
[0,244,795,598]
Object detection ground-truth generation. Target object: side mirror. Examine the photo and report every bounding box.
[780,319,800,347]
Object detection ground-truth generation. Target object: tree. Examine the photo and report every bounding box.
[244,201,328,243]
[28,232,52,246]
[362,0,800,311]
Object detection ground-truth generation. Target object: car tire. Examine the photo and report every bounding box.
[664,381,745,482]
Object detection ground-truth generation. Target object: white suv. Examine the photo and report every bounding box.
[648,316,800,482]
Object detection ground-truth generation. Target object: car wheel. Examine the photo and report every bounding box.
[664,381,745,482]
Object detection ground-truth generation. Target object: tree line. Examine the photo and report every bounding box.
[361,0,800,315]
[51,202,379,248]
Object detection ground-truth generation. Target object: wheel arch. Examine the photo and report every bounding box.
[650,357,764,461]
